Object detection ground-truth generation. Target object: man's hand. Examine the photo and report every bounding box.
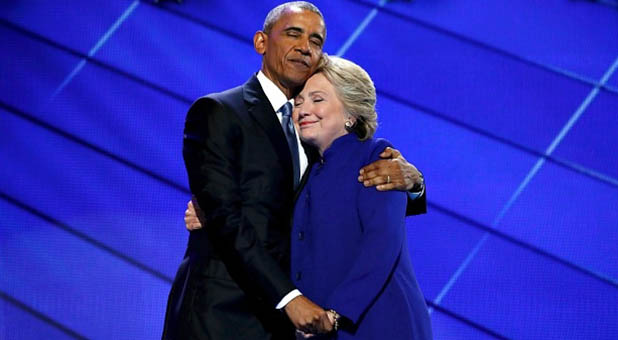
[284,296,332,334]
[358,147,423,192]
[184,198,204,231]
[295,330,315,339]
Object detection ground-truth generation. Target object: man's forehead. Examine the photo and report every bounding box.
[276,8,325,33]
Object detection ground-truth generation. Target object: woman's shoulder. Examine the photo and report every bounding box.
[361,137,394,162]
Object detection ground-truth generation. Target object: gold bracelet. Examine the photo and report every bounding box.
[327,309,340,331]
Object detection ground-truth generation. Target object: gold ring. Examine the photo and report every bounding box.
[386,175,391,184]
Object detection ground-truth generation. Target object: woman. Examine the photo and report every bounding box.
[290,56,432,339]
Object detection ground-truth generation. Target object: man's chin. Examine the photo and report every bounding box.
[285,71,312,86]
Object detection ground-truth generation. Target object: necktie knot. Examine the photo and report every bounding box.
[279,101,293,118]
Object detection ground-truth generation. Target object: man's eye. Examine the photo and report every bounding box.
[313,98,323,103]
[310,39,321,46]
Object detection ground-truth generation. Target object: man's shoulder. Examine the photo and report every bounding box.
[187,85,246,121]
[196,75,263,114]
[196,84,244,108]
[208,84,244,101]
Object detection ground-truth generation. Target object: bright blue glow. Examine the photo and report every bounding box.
[1,1,618,339]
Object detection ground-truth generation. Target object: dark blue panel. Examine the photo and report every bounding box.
[0,0,135,54]
[499,162,618,280]
[384,0,618,80]
[0,25,79,113]
[0,111,189,279]
[346,12,593,153]
[553,90,618,179]
[609,69,618,89]
[375,97,537,226]
[430,310,496,340]
[45,62,189,187]
[97,1,379,100]
[96,3,261,101]
[154,0,376,55]
[406,212,485,300]
[3,0,616,338]
[442,236,618,339]
[0,200,170,339]
[0,299,74,340]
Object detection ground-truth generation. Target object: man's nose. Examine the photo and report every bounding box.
[295,38,311,55]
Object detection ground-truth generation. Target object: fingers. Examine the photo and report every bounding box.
[184,215,201,231]
[285,296,330,334]
[295,312,320,333]
[299,312,331,334]
[358,163,379,178]
[295,330,314,339]
[359,156,421,191]
[318,311,334,333]
[190,196,201,210]
[185,200,202,231]
[376,182,398,191]
[362,174,394,188]
[300,314,324,334]
[359,159,402,189]
[379,146,401,159]
[358,159,389,182]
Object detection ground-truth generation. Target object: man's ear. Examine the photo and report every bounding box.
[254,31,267,55]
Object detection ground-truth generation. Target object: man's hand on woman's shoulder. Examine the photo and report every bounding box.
[358,146,424,192]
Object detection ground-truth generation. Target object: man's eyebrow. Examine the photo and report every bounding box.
[283,27,324,44]
[284,27,303,34]
[309,32,324,44]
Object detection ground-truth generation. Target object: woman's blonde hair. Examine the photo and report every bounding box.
[316,55,377,140]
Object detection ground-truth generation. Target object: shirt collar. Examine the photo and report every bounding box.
[257,70,293,113]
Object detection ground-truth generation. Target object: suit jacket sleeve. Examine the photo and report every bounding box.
[406,188,426,216]
[324,141,408,324]
[183,97,296,306]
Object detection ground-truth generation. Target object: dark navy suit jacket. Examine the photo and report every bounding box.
[163,75,298,339]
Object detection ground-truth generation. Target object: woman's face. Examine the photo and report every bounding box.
[293,73,349,154]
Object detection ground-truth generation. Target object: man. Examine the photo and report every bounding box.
[163,2,425,339]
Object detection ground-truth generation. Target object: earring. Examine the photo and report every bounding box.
[345,120,353,128]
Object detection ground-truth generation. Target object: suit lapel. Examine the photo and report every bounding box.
[243,75,294,186]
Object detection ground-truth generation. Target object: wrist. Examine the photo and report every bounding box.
[410,171,424,192]
[327,309,340,331]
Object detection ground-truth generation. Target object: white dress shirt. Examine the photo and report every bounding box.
[257,71,309,179]
[256,71,305,309]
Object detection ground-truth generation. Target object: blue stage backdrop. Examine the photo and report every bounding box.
[1,1,617,339]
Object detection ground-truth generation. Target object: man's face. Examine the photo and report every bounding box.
[256,8,325,94]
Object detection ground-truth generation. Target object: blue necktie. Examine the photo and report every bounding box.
[279,102,300,189]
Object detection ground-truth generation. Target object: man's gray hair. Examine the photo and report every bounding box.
[263,2,326,37]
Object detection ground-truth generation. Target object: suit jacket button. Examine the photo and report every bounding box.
[296,272,302,281]
[298,231,304,240]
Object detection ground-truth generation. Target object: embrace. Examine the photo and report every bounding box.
[163,2,432,339]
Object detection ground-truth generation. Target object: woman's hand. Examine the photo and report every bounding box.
[184,198,204,231]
